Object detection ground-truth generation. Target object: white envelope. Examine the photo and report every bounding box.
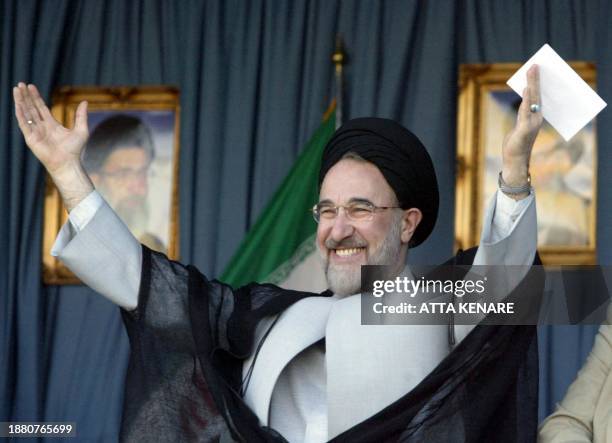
[507,44,607,141]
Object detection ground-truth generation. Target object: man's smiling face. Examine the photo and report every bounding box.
[316,158,407,296]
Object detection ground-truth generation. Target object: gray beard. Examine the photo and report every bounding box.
[319,214,404,296]
[97,186,150,235]
[116,200,150,235]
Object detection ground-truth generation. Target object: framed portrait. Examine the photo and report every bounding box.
[43,86,180,284]
[455,63,598,265]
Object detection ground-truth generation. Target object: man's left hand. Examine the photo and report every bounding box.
[501,64,543,198]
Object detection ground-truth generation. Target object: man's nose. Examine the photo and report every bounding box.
[128,174,148,196]
[329,209,355,242]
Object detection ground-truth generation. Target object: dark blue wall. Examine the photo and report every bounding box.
[1,0,610,439]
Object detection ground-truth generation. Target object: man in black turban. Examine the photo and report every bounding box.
[319,117,439,247]
[15,65,543,442]
[314,117,439,298]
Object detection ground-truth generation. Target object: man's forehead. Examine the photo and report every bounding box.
[104,146,149,166]
[318,159,396,204]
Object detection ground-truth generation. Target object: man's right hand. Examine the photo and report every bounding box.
[14,83,94,211]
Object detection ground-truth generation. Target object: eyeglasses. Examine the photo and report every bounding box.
[312,201,401,223]
[101,165,153,182]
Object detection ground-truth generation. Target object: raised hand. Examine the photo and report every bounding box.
[14,83,89,175]
[501,65,544,196]
[13,83,94,210]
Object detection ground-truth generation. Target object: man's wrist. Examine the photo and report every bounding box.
[501,160,529,187]
[51,162,95,212]
[500,161,531,200]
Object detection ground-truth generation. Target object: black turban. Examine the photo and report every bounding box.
[318,117,439,248]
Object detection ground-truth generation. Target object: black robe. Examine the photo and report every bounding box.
[120,246,542,442]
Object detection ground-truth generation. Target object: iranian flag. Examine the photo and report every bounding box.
[220,108,335,292]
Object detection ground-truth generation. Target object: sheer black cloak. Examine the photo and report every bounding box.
[120,246,541,442]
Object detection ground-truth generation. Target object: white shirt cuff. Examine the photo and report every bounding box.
[483,189,535,244]
[496,189,533,223]
[68,190,104,231]
[51,190,103,257]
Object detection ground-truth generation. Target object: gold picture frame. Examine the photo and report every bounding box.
[43,86,181,284]
[455,63,598,265]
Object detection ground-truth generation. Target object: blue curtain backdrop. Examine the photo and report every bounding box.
[1,0,610,440]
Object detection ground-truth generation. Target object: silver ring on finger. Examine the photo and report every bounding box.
[530,104,540,113]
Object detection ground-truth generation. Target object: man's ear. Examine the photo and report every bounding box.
[400,208,423,244]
